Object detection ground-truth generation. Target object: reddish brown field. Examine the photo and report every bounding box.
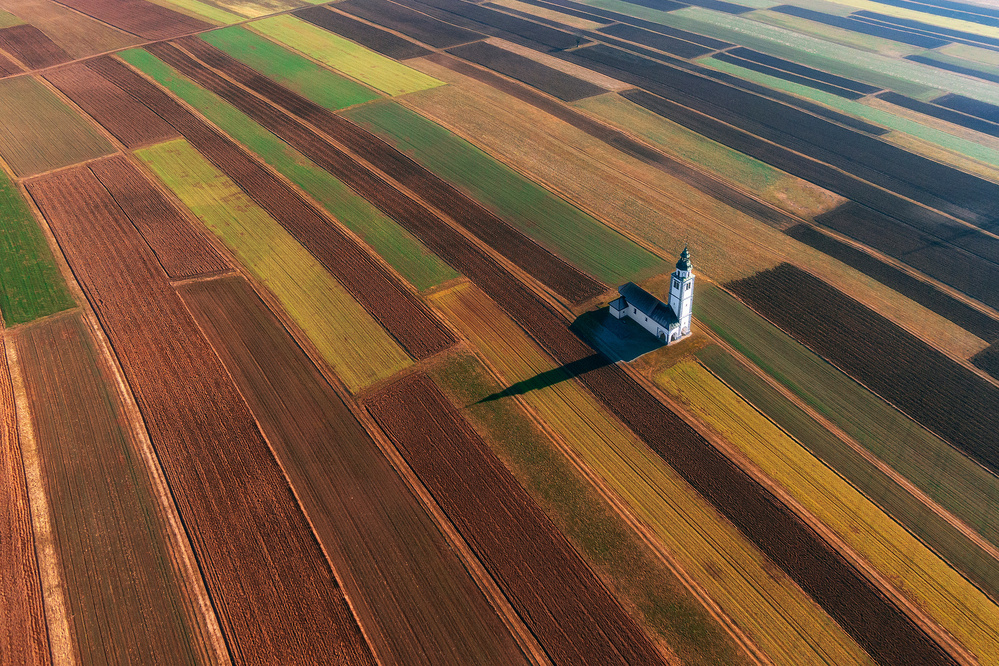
[0,50,21,77]
[0,336,49,666]
[0,24,68,69]
[45,65,178,149]
[180,276,528,666]
[25,164,375,666]
[90,155,227,278]
[160,39,605,305]
[87,55,454,360]
[49,0,210,40]
[13,313,205,665]
[367,372,668,665]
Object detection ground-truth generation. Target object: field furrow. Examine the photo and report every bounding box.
[26,164,376,666]
[50,0,212,39]
[0,24,69,68]
[367,372,670,666]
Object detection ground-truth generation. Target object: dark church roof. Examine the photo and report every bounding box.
[676,245,691,271]
[618,282,678,329]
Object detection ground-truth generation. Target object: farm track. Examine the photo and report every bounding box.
[0,334,49,666]
[0,24,70,69]
[25,163,376,666]
[86,55,453,361]
[366,372,669,666]
[0,48,21,76]
[12,313,205,666]
[179,275,530,666]
[45,64,179,149]
[728,264,999,477]
[157,37,605,305]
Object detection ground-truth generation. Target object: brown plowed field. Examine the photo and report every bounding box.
[0,24,69,69]
[50,0,211,40]
[13,313,205,665]
[0,50,21,77]
[180,276,528,666]
[163,38,605,305]
[367,373,668,666]
[728,263,999,476]
[90,155,226,279]
[87,55,454,361]
[25,165,376,666]
[0,336,49,666]
[46,64,178,148]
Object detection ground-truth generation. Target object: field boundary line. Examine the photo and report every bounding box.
[4,336,76,666]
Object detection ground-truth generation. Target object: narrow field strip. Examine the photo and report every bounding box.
[49,0,213,40]
[0,168,73,326]
[0,76,114,177]
[13,313,206,666]
[429,281,874,666]
[659,359,999,664]
[0,0,139,59]
[366,371,670,666]
[248,14,444,95]
[0,335,48,666]
[136,139,411,392]
[25,163,376,665]
[118,47,455,291]
[0,24,69,69]
[179,276,528,666]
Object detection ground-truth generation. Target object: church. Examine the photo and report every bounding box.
[609,246,694,344]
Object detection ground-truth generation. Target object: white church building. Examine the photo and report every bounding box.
[609,246,694,344]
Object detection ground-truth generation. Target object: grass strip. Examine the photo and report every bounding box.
[135,138,411,391]
[119,48,455,291]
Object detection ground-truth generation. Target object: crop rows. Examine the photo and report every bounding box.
[51,0,211,39]
[728,263,999,475]
[0,24,69,68]
[156,38,606,304]
[0,336,48,666]
[26,163,375,665]
[334,0,483,49]
[0,49,20,76]
[87,55,454,361]
[367,372,668,666]
[294,6,433,60]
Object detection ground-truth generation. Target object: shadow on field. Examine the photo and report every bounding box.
[477,354,611,403]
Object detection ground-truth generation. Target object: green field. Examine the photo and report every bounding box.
[136,139,412,391]
[146,0,242,24]
[0,77,114,177]
[700,57,999,168]
[119,49,456,291]
[344,101,666,285]
[911,50,999,82]
[747,9,924,56]
[939,43,999,68]
[697,344,999,607]
[0,10,24,28]
[697,285,999,551]
[0,171,74,325]
[248,15,443,96]
[200,27,381,111]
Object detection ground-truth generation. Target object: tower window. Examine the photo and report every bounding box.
[673,280,679,290]
[685,282,691,291]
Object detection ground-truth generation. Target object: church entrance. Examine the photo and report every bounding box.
[659,331,666,342]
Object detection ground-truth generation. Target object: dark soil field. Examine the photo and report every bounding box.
[26,164,376,665]
[45,64,179,148]
[88,55,455,360]
[877,91,999,138]
[397,0,578,50]
[596,22,714,58]
[293,6,432,59]
[785,224,999,341]
[447,40,606,101]
[727,47,882,94]
[713,51,867,99]
[336,0,484,48]
[728,264,999,476]
[0,51,21,77]
[972,341,999,379]
[367,373,669,666]
[935,93,999,123]
[13,313,204,665]
[855,10,999,48]
[180,276,528,666]
[89,156,227,279]
[0,337,49,666]
[0,24,69,69]
[51,0,211,40]
[906,54,999,84]
[157,40,605,304]
[772,5,951,47]
[512,0,617,25]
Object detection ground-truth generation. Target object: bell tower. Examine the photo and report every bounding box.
[668,246,694,336]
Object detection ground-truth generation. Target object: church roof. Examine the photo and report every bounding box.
[618,282,678,329]
[676,245,692,271]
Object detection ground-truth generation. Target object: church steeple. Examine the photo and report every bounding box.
[668,245,694,338]
[676,245,691,272]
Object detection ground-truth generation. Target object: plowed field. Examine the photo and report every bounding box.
[13,313,206,665]
[180,276,528,666]
[90,54,453,360]
[0,24,68,68]
[154,39,605,304]
[0,49,19,76]
[367,373,669,666]
[0,336,48,666]
[728,263,999,476]
[90,155,225,279]
[45,64,178,148]
[26,165,376,666]
[51,0,211,39]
